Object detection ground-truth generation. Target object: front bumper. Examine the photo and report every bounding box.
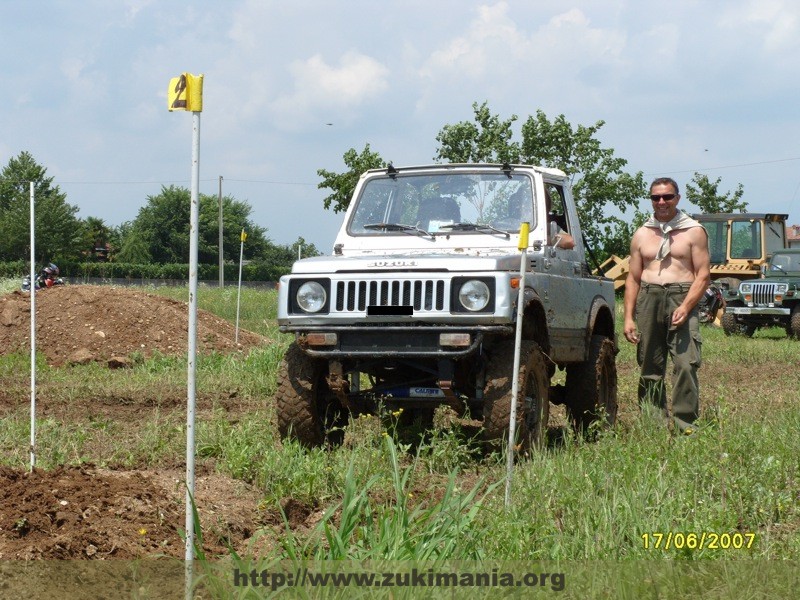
[726,307,790,316]
[286,324,513,358]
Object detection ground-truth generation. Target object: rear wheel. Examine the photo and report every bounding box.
[275,342,346,447]
[565,335,618,433]
[482,340,550,454]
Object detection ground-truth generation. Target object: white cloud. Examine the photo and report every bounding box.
[123,0,155,22]
[415,2,627,116]
[719,0,800,53]
[269,51,390,128]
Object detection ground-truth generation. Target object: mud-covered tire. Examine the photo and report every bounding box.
[482,340,550,454]
[790,307,800,340]
[721,312,755,337]
[565,335,618,433]
[275,342,343,447]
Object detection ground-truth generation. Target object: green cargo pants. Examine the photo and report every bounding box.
[635,282,702,431]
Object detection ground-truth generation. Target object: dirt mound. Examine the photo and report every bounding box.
[0,285,265,366]
[0,465,263,560]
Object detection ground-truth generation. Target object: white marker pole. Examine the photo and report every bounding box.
[235,229,246,344]
[504,221,529,508]
[185,109,200,567]
[29,182,36,472]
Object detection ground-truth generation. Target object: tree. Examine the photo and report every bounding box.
[78,216,113,261]
[317,144,386,213]
[435,102,647,259]
[435,102,520,164]
[123,186,264,263]
[0,151,83,264]
[118,185,307,269]
[114,222,151,263]
[684,172,747,213]
[291,236,321,260]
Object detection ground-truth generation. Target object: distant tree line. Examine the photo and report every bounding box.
[0,151,319,279]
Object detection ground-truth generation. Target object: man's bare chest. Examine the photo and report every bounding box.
[640,228,694,262]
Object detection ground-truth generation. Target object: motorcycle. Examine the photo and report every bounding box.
[697,282,725,324]
[21,263,64,292]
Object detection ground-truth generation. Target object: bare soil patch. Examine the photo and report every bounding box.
[0,285,274,560]
[0,285,264,367]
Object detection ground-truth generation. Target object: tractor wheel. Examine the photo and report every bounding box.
[482,340,550,454]
[565,335,618,433]
[275,342,346,447]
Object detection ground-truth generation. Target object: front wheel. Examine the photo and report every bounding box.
[274,342,346,447]
[721,313,756,337]
[565,335,618,433]
[482,340,550,454]
[790,306,800,340]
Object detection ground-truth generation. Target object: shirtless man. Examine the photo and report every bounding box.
[623,177,711,433]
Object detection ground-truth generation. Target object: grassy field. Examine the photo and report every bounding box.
[1,280,798,595]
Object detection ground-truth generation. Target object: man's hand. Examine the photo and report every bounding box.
[671,305,689,327]
[624,318,640,344]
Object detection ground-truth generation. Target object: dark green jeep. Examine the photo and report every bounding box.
[721,248,800,338]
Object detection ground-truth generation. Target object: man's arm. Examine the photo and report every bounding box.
[671,226,711,326]
[554,231,575,249]
[623,231,644,343]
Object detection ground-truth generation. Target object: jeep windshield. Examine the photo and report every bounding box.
[348,171,537,236]
[769,253,800,274]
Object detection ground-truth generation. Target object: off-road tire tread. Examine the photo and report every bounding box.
[790,307,800,340]
[275,342,325,447]
[565,335,618,432]
[482,340,549,452]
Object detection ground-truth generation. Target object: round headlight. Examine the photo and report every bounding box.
[458,280,490,311]
[740,283,752,293]
[297,281,326,313]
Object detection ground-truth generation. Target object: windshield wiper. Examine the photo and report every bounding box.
[439,222,510,239]
[363,223,434,238]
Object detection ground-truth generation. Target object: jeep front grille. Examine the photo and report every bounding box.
[335,279,446,312]
[751,283,777,305]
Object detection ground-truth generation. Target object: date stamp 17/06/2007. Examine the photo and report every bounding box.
[641,532,756,551]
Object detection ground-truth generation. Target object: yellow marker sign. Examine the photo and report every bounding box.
[240,229,247,242]
[167,73,204,112]
[518,222,530,250]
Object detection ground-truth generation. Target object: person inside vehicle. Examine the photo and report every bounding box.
[545,189,575,249]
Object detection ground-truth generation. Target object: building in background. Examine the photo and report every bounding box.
[788,224,800,248]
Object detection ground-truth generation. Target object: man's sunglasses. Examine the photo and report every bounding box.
[650,194,677,202]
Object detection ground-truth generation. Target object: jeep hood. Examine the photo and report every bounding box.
[290,252,529,274]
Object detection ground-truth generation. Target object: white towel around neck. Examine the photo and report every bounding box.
[643,211,703,261]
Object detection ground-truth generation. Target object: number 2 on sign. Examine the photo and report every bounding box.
[171,75,187,110]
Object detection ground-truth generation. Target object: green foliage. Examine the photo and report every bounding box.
[127,185,267,264]
[685,172,748,213]
[317,144,386,213]
[0,151,83,264]
[435,102,520,164]
[434,102,647,259]
[77,216,113,261]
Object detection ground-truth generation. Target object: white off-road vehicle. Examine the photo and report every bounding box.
[275,163,617,449]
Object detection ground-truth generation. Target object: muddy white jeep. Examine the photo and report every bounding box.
[275,163,617,449]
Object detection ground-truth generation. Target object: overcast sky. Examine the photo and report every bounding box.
[2,0,799,251]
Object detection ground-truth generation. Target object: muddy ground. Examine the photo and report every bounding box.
[0,285,310,560]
